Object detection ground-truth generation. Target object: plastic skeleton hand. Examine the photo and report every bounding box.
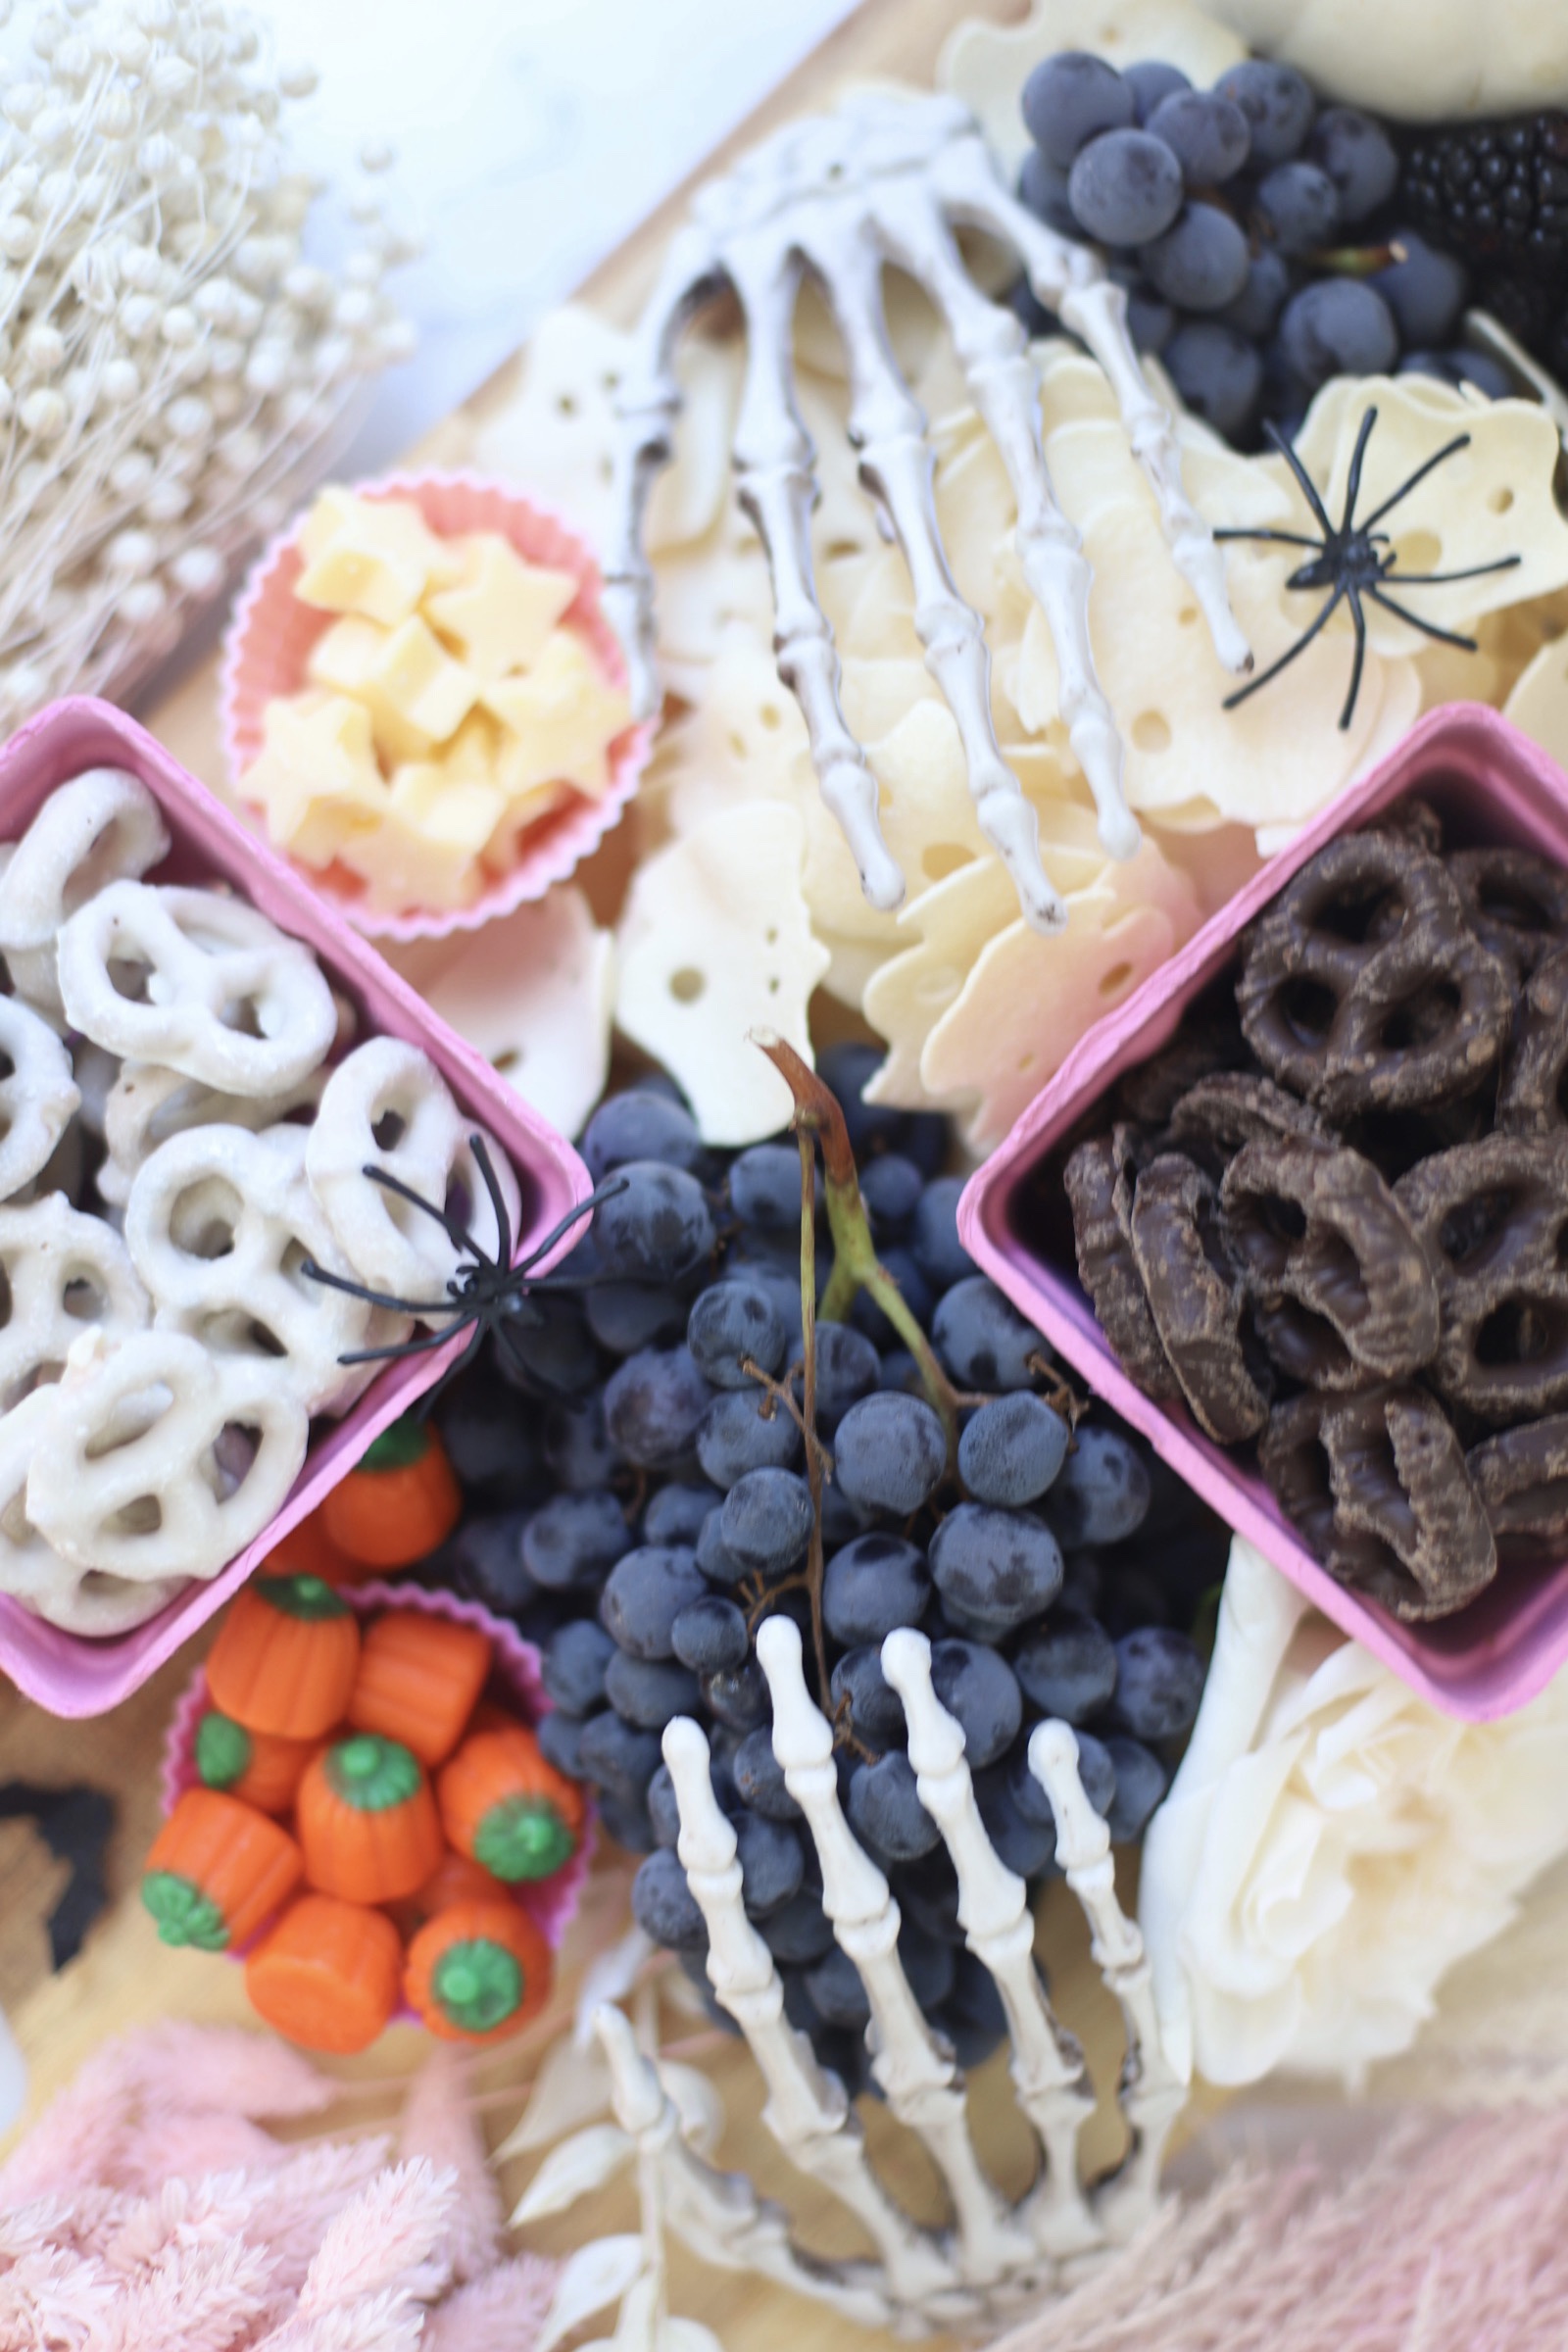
[603,88,1251,935]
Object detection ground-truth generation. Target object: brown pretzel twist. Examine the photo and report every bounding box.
[1396,1132,1568,1427]
[1237,831,1513,1120]
[1449,847,1568,986]
[1063,1125,1177,1400]
[1260,1383,1495,1620]
[1221,1135,1440,1390]
[1128,1150,1270,1443]
[1496,943,1568,1140]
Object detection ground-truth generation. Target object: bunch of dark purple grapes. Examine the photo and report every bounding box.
[427,1049,1221,2087]
[1015,49,1507,447]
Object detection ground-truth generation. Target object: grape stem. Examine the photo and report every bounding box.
[756,1036,965,1472]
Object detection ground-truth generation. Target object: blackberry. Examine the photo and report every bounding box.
[1401,113,1568,279]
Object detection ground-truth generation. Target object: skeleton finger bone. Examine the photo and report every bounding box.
[756,1613,1039,2291]
[58,881,338,1095]
[662,1713,971,2318]
[805,214,1064,930]
[603,89,1250,926]
[0,995,80,1201]
[0,767,170,1013]
[124,1123,409,1414]
[305,1037,520,1298]
[0,1194,150,1411]
[881,1629,1102,2263]
[1028,1722,1187,2236]
[26,1328,308,1584]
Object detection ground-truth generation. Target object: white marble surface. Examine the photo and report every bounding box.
[262,0,858,469]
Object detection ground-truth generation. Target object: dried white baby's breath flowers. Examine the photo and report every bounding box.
[0,0,414,721]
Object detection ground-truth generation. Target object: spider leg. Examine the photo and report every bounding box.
[1365,585,1480,650]
[1262,419,1337,538]
[405,1321,490,1419]
[467,1132,514,1269]
[336,1319,477,1366]
[1356,432,1471,531]
[1338,584,1369,730]
[1339,404,1380,533]
[1223,582,1348,710]
[1212,527,1324,548]
[1382,557,1523,585]
[299,1257,455,1318]
[513,1177,629,1278]
[364,1163,485,1263]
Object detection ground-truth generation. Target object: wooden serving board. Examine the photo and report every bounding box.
[0,5,1199,2344]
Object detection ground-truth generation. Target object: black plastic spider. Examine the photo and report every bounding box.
[301,1133,625,1414]
[1217,406,1521,730]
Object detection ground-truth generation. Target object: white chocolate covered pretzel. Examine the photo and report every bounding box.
[0,768,171,1013]
[305,1037,520,1299]
[26,1329,309,1584]
[0,1195,150,1409]
[125,1122,410,1414]
[97,1058,327,1209]
[0,995,80,1202]
[58,881,337,1095]
[0,1381,186,1634]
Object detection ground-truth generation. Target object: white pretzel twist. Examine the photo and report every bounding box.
[125,1123,410,1414]
[26,1329,309,1584]
[306,1038,520,1298]
[0,768,170,1013]
[0,1195,150,1410]
[97,1058,328,1209]
[0,996,80,1202]
[0,1383,186,1634]
[58,881,337,1095]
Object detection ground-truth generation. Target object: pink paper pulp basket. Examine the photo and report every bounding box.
[959,702,1568,1722]
[161,1582,595,1973]
[0,698,591,1719]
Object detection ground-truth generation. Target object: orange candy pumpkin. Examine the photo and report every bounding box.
[142,1788,302,1951]
[192,1710,315,1814]
[437,1724,584,1883]
[320,1418,461,1569]
[206,1574,361,1740]
[246,1893,402,2053]
[346,1612,491,1766]
[404,1898,554,2044]
[296,1733,445,1904]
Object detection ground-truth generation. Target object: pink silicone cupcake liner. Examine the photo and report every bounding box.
[220,469,656,942]
[960,702,1568,1724]
[161,1581,594,1972]
[0,696,591,1719]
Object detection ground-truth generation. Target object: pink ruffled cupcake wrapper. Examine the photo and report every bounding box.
[160,1580,594,1991]
[220,469,655,943]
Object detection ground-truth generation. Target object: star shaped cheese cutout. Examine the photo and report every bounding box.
[294,492,463,628]
[238,692,387,866]
[337,761,507,913]
[306,613,387,699]
[483,628,630,799]
[423,534,580,680]
[357,614,480,765]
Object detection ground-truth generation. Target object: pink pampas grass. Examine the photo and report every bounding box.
[398,2046,504,2284]
[0,2023,560,2350]
[989,2104,1568,2352]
